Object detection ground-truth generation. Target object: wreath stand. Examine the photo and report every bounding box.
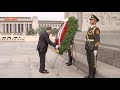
[51,39,78,76]
[51,51,67,76]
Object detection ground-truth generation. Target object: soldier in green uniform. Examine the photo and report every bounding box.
[66,44,73,66]
[84,14,100,78]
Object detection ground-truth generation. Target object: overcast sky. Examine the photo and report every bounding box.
[0,12,64,21]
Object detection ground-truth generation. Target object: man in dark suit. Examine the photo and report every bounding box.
[37,27,57,74]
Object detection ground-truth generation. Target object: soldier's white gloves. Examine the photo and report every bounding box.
[94,50,97,56]
[55,45,59,49]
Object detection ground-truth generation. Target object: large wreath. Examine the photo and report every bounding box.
[56,16,78,55]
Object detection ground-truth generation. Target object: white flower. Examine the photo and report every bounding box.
[64,18,68,23]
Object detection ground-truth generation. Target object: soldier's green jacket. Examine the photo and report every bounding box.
[85,26,100,51]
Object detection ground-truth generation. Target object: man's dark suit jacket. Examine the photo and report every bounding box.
[37,31,56,53]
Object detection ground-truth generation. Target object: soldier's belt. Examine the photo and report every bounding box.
[86,39,94,42]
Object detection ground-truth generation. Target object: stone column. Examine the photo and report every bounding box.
[24,23,25,32]
[20,23,21,33]
[51,24,53,28]
[26,23,28,32]
[32,16,39,30]
[23,23,25,35]
[5,23,6,33]
[13,23,15,33]
[28,22,30,31]
[14,23,16,33]
[16,23,18,33]
[21,23,23,32]
[10,23,12,33]
[8,24,10,33]
[11,23,13,33]
[7,23,9,33]
[25,24,26,32]
[10,24,12,33]
[0,22,1,35]
[2,23,4,33]
[25,23,27,35]
[15,23,17,33]
[77,12,83,30]
[0,22,3,33]
[0,22,1,33]
[11,23,14,33]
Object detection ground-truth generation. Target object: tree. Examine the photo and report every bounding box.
[36,27,46,35]
[51,28,59,35]
[27,28,37,35]
[36,27,59,35]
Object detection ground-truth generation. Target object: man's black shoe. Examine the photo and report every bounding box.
[39,69,47,72]
[40,70,49,74]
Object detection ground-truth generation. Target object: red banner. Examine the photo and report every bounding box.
[56,18,68,48]
[4,17,17,21]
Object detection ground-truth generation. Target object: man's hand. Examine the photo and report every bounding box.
[55,45,59,49]
[54,45,59,53]
[94,50,97,56]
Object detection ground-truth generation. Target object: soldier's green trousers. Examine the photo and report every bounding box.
[68,46,73,63]
[86,49,97,77]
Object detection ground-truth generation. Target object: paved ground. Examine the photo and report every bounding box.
[0,42,85,78]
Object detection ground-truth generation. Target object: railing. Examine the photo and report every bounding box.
[0,36,25,42]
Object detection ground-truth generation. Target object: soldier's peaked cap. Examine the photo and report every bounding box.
[90,14,99,22]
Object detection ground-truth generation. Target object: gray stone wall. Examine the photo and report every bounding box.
[73,31,120,68]
[73,41,120,68]
[65,12,120,31]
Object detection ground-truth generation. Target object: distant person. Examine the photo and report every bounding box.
[37,27,58,74]
[84,14,100,78]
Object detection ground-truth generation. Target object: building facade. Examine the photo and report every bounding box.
[38,20,63,29]
[0,16,63,35]
[65,12,120,31]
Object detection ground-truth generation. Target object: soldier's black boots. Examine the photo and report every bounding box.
[84,67,91,78]
[67,63,72,66]
[84,74,95,78]
[66,62,72,66]
[84,68,95,78]
[66,56,72,66]
[94,68,96,75]
[84,75,90,78]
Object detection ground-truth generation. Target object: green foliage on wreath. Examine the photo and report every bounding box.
[59,16,78,55]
